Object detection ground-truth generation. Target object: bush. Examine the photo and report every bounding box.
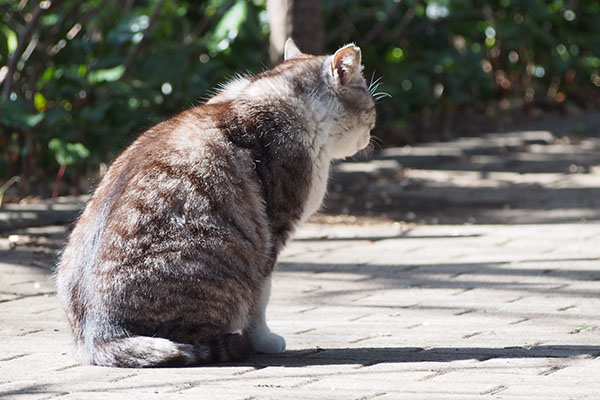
[0,0,268,196]
[324,0,600,141]
[1,0,599,197]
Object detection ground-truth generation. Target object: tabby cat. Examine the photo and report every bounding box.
[56,39,376,367]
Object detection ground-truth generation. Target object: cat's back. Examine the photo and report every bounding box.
[57,102,271,337]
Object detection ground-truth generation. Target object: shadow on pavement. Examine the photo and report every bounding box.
[294,233,483,242]
[324,129,600,224]
[251,345,600,367]
[0,227,65,270]
[280,261,600,298]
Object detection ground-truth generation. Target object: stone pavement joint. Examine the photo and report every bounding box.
[1,130,600,399]
[2,224,599,399]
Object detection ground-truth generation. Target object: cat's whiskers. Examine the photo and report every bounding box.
[373,91,392,102]
[369,135,383,152]
[369,84,380,97]
[354,144,373,160]
[367,71,379,91]
[368,75,383,97]
[368,76,391,103]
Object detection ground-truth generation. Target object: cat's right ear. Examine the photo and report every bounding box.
[330,44,363,87]
[284,38,302,61]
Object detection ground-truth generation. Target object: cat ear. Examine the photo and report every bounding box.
[284,38,302,61]
[331,44,363,86]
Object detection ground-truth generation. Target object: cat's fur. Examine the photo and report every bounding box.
[56,39,376,367]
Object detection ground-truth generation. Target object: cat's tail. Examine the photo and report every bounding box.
[83,333,253,368]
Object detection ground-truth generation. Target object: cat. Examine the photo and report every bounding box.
[56,39,376,367]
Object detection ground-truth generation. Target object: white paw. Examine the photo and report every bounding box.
[252,331,286,354]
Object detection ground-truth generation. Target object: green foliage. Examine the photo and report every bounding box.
[48,139,90,166]
[0,98,45,129]
[0,0,599,197]
[0,0,268,196]
[324,0,600,139]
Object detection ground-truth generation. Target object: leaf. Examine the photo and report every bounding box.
[0,25,17,54]
[43,109,67,126]
[66,142,90,159]
[39,66,57,85]
[87,65,125,83]
[48,138,66,165]
[80,103,111,122]
[207,0,248,53]
[34,93,47,112]
[0,98,45,129]
[48,138,90,166]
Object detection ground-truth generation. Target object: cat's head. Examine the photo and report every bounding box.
[209,40,376,160]
[283,39,377,159]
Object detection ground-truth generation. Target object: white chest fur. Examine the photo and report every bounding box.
[300,145,331,223]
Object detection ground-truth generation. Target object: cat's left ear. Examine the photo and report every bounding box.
[331,44,363,86]
[284,38,302,60]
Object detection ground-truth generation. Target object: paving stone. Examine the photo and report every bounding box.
[2,132,600,398]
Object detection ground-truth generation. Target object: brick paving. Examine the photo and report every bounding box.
[1,129,600,399]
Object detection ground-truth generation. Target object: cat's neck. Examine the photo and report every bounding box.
[207,96,332,249]
[209,65,335,164]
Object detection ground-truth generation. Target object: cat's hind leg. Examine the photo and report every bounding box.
[246,275,286,354]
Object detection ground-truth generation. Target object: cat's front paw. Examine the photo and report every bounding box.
[252,331,286,354]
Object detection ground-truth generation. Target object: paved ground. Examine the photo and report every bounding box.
[1,129,600,399]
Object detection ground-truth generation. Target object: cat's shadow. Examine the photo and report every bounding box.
[229,345,600,368]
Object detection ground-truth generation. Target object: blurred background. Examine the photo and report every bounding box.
[0,0,599,200]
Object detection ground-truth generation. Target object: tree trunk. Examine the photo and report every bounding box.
[267,0,324,64]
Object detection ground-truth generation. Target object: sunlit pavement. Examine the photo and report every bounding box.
[1,129,599,399]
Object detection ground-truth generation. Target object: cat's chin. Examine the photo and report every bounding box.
[358,133,371,151]
[332,132,371,159]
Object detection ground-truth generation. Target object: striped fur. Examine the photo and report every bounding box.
[56,40,376,367]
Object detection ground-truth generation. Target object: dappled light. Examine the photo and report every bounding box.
[1,1,599,397]
[1,0,599,198]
